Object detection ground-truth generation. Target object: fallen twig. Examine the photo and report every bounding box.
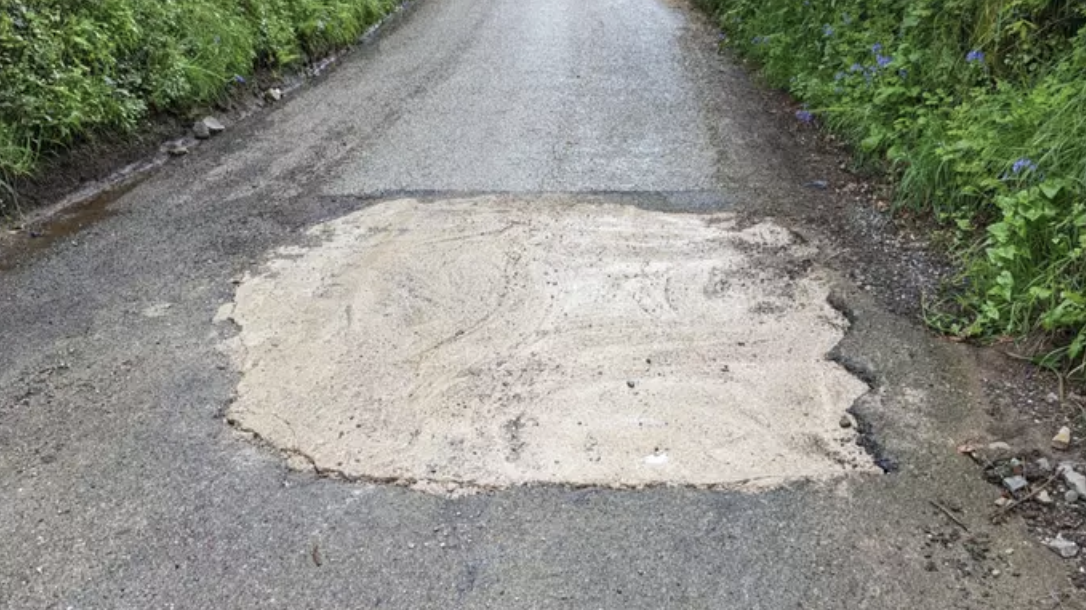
[996,473,1059,516]
[929,499,969,532]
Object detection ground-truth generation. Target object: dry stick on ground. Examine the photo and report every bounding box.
[929,500,970,532]
[995,473,1060,517]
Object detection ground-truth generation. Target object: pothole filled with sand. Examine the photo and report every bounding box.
[219,195,875,492]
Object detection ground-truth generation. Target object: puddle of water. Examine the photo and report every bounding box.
[0,179,142,271]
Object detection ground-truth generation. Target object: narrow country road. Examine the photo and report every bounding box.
[0,0,1075,608]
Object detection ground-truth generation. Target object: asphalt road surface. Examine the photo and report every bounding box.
[0,0,1076,608]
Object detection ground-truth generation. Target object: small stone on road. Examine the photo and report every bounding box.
[1051,426,1071,450]
[1058,463,1086,497]
[203,117,226,134]
[1044,536,1079,559]
[1002,475,1028,493]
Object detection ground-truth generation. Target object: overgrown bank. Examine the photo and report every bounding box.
[0,0,396,194]
[697,0,1085,371]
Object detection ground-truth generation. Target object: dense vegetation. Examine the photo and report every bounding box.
[698,0,1086,372]
[0,0,395,182]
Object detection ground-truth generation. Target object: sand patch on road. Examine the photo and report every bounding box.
[220,196,874,490]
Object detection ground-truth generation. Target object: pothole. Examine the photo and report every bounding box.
[218,195,876,491]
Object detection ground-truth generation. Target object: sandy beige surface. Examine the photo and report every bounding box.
[221,196,873,490]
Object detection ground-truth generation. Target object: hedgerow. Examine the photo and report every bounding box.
[0,0,395,184]
[698,0,1086,372]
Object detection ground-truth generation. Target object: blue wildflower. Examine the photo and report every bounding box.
[876,54,892,68]
[233,74,246,84]
[849,63,863,72]
[834,71,846,81]
[1011,158,1038,175]
[796,109,814,124]
[822,24,834,37]
[871,43,883,53]
[966,49,984,63]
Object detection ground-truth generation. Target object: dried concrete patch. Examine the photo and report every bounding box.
[220,196,875,491]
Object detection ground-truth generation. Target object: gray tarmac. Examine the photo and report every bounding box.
[0,0,1074,607]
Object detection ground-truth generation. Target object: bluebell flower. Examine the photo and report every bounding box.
[966,50,984,63]
[834,71,846,81]
[1011,158,1038,174]
[233,74,246,84]
[796,109,814,124]
[822,24,834,37]
[849,63,863,72]
[876,54,892,68]
[871,43,883,53]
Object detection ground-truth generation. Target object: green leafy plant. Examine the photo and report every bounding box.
[701,0,1086,372]
[0,0,397,202]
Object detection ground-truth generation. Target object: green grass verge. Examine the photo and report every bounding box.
[0,0,397,202]
[697,0,1086,372]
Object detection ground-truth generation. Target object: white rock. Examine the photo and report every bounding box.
[1066,490,1080,503]
[1036,490,1053,505]
[202,117,226,134]
[1058,462,1086,497]
[1052,426,1072,450]
[1045,536,1079,559]
[987,441,1012,451]
[266,87,283,102]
